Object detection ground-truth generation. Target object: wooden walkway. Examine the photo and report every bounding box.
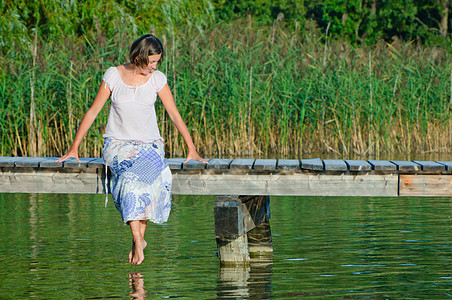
[1,157,451,197]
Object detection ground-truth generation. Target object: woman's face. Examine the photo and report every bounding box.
[142,54,161,74]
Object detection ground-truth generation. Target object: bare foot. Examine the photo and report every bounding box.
[129,239,146,265]
[129,240,147,262]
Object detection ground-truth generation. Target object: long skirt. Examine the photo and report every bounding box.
[103,138,172,224]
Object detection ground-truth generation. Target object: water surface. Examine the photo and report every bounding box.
[0,194,450,298]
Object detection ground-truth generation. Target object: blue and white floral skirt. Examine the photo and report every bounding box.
[103,138,172,225]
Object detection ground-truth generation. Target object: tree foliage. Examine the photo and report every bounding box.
[0,0,450,50]
[212,0,451,44]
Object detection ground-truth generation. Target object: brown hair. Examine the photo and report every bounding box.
[129,34,164,68]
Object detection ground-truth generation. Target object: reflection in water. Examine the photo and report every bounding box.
[129,272,146,299]
[217,256,273,299]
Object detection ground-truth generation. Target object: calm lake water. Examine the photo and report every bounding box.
[0,193,450,299]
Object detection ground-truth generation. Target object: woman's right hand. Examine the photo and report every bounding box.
[56,148,81,162]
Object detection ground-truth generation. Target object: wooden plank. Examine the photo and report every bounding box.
[436,161,452,171]
[182,159,209,170]
[39,158,62,168]
[0,169,105,194]
[63,157,96,168]
[400,175,452,197]
[412,161,446,172]
[323,159,348,171]
[390,160,420,172]
[0,157,17,167]
[1,164,433,197]
[207,158,233,170]
[253,159,277,171]
[345,160,372,172]
[166,158,185,170]
[230,159,255,170]
[300,158,323,171]
[15,157,47,168]
[367,160,397,171]
[87,158,105,168]
[171,173,398,196]
[277,159,300,170]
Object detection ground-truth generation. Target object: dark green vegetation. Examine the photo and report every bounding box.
[1,1,451,158]
[215,0,451,44]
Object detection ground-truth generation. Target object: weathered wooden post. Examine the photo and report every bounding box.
[214,195,272,265]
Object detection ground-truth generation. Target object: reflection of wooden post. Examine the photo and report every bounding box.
[217,255,273,299]
[217,266,250,298]
[214,195,272,265]
[248,257,273,299]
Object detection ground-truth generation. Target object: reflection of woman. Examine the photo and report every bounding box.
[129,272,146,299]
[57,34,206,265]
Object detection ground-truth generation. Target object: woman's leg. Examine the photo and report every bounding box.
[129,220,148,262]
[139,220,148,241]
[129,220,146,265]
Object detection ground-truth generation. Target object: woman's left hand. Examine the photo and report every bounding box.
[184,150,208,164]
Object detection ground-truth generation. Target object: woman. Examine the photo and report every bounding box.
[57,34,207,265]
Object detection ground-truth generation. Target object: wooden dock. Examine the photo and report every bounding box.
[1,157,451,197]
[1,156,451,265]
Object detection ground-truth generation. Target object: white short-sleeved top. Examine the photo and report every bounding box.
[102,67,167,142]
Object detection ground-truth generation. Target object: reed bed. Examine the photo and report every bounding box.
[1,20,451,159]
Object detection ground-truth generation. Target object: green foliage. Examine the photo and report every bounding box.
[1,0,450,48]
[212,0,306,24]
[211,0,451,44]
[305,0,451,45]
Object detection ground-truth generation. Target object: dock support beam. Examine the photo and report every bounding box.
[214,195,272,265]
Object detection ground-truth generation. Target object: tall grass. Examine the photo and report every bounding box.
[1,19,451,159]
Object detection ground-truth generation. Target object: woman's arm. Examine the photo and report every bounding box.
[158,84,207,163]
[57,81,111,162]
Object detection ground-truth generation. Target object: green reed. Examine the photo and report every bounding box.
[0,19,451,158]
